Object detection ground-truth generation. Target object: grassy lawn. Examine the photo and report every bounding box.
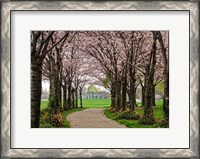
[78,98,111,108]
[104,100,167,128]
[41,98,142,109]
[41,100,48,110]
[41,98,112,110]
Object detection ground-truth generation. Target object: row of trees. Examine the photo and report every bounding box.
[31,31,89,127]
[84,31,169,124]
[31,31,169,128]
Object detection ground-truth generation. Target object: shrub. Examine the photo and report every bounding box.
[116,111,140,120]
[50,112,63,127]
[160,118,169,127]
[40,108,52,128]
[138,117,155,125]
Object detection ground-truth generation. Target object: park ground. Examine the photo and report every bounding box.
[40,98,167,128]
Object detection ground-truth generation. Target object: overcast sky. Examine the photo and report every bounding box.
[42,81,109,92]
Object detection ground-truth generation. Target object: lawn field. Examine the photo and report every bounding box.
[41,98,144,110]
[78,98,111,108]
[104,100,167,128]
[41,100,48,110]
[41,98,112,110]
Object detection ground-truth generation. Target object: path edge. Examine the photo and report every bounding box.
[101,108,127,128]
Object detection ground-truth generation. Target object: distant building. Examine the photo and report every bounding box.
[85,91,111,99]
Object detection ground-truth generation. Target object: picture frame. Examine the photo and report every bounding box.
[1,0,199,158]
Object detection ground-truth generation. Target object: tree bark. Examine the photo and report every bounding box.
[163,70,169,119]
[71,88,75,109]
[144,73,154,123]
[151,85,156,106]
[129,69,136,111]
[31,63,42,128]
[110,82,116,110]
[52,61,59,114]
[141,85,145,106]
[75,88,78,108]
[63,80,67,110]
[121,66,127,111]
[142,31,157,124]
[80,88,83,108]
[48,62,53,110]
[67,83,71,109]
[116,80,121,111]
[157,31,169,121]
[58,73,62,111]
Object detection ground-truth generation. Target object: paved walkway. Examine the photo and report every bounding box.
[67,108,126,128]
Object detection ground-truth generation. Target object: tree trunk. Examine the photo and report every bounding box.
[129,70,136,111]
[55,48,62,111]
[142,31,157,124]
[63,80,67,110]
[58,76,62,111]
[75,88,78,108]
[157,31,169,121]
[57,78,61,111]
[52,61,59,114]
[141,86,145,106]
[163,70,169,120]
[31,63,42,128]
[80,89,83,108]
[110,83,116,110]
[121,67,127,111]
[151,85,156,106]
[48,53,59,114]
[143,74,154,124]
[67,83,71,109]
[127,90,130,107]
[71,88,75,109]
[116,80,121,111]
[48,54,54,111]
[121,83,127,111]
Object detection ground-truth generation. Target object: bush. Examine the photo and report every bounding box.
[50,112,63,127]
[116,111,140,120]
[138,117,155,125]
[160,118,169,127]
[40,108,52,128]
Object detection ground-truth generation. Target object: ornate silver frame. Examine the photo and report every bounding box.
[1,1,199,158]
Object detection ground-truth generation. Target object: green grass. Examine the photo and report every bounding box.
[78,98,111,108]
[41,98,112,110]
[104,100,167,128]
[41,100,48,110]
[41,98,142,109]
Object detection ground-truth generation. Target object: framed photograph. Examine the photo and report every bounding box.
[1,0,199,158]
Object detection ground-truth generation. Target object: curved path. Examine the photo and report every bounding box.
[67,108,126,128]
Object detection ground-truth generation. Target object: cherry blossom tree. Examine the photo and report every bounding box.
[32,30,169,127]
[31,31,69,128]
[157,31,169,122]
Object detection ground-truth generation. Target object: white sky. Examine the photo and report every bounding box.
[42,81,109,92]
